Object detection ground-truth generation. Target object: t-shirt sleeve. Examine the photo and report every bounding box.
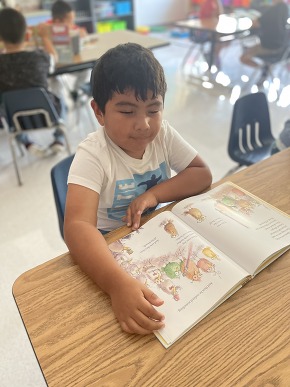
[67,141,105,194]
[162,121,198,173]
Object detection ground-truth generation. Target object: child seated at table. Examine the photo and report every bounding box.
[240,0,288,80]
[199,0,224,19]
[190,0,224,68]
[0,7,66,156]
[44,0,90,102]
[49,0,87,38]
[64,42,212,335]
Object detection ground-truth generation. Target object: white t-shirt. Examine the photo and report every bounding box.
[68,120,198,231]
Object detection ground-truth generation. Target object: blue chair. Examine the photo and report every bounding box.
[51,154,75,239]
[224,92,275,177]
[2,87,72,185]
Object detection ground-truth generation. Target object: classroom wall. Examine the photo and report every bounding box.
[133,0,190,27]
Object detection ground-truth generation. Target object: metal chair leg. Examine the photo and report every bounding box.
[9,135,23,186]
[58,124,72,155]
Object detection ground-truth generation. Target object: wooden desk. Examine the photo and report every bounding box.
[52,30,170,76]
[13,149,290,386]
[176,14,252,70]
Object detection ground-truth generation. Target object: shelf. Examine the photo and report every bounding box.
[41,0,134,33]
[95,13,133,21]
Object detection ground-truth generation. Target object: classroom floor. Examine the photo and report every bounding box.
[1,31,290,386]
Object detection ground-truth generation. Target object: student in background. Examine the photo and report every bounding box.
[50,0,87,38]
[64,43,212,335]
[240,0,288,77]
[0,7,65,156]
[199,0,224,19]
[46,0,90,101]
[195,0,224,68]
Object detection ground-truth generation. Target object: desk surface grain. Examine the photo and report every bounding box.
[13,149,290,386]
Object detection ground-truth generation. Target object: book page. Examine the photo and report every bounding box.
[172,182,290,276]
[108,211,249,348]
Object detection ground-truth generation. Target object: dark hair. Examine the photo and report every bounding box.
[91,43,167,112]
[51,0,72,20]
[0,8,26,44]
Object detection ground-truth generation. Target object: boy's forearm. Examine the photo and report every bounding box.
[149,165,212,203]
[41,37,58,61]
[64,221,131,295]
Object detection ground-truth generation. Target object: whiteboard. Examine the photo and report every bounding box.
[133,0,190,27]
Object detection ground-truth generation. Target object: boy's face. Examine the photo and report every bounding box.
[91,89,164,159]
[58,10,75,28]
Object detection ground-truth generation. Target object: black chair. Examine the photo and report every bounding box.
[243,27,290,90]
[2,87,72,185]
[255,44,290,87]
[224,92,275,177]
[51,154,75,239]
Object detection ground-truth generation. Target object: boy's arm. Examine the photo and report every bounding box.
[64,184,165,334]
[124,154,212,230]
[75,26,87,38]
[36,23,58,62]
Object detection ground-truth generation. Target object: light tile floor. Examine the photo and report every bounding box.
[1,32,289,386]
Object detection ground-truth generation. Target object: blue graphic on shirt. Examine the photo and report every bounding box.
[107,162,167,221]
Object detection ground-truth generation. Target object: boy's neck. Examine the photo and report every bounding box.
[3,42,26,53]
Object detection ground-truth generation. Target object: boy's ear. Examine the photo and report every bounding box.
[91,100,104,126]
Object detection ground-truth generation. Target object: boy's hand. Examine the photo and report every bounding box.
[109,277,165,335]
[123,191,158,230]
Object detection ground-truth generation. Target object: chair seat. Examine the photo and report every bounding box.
[231,143,274,166]
[257,46,290,64]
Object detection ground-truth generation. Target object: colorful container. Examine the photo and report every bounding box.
[96,21,113,33]
[114,1,132,15]
[111,20,127,30]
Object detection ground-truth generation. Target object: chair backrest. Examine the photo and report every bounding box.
[51,155,75,239]
[2,87,60,132]
[228,92,275,166]
[257,28,290,65]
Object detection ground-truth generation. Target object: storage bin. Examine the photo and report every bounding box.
[114,1,131,16]
[170,28,190,38]
[97,21,113,33]
[111,20,127,30]
[95,2,114,18]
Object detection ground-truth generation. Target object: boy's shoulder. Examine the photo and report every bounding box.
[79,128,107,152]
[0,49,49,62]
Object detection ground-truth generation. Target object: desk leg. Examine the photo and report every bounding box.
[208,31,216,70]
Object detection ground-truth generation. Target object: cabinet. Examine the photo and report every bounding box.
[41,0,134,33]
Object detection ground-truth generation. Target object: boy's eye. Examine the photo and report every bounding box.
[149,110,159,114]
[120,111,133,114]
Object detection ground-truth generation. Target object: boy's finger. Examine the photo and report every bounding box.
[120,319,153,335]
[132,209,142,230]
[126,207,132,226]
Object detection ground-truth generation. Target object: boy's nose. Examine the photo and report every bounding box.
[135,115,150,131]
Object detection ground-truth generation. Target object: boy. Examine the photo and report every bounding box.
[0,7,65,156]
[65,43,212,335]
[240,0,288,71]
[46,0,89,101]
[50,0,87,38]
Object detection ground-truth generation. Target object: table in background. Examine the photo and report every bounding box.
[13,149,290,386]
[52,29,170,76]
[176,13,252,70]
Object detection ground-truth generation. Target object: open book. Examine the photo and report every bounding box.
[108,182,290,348]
